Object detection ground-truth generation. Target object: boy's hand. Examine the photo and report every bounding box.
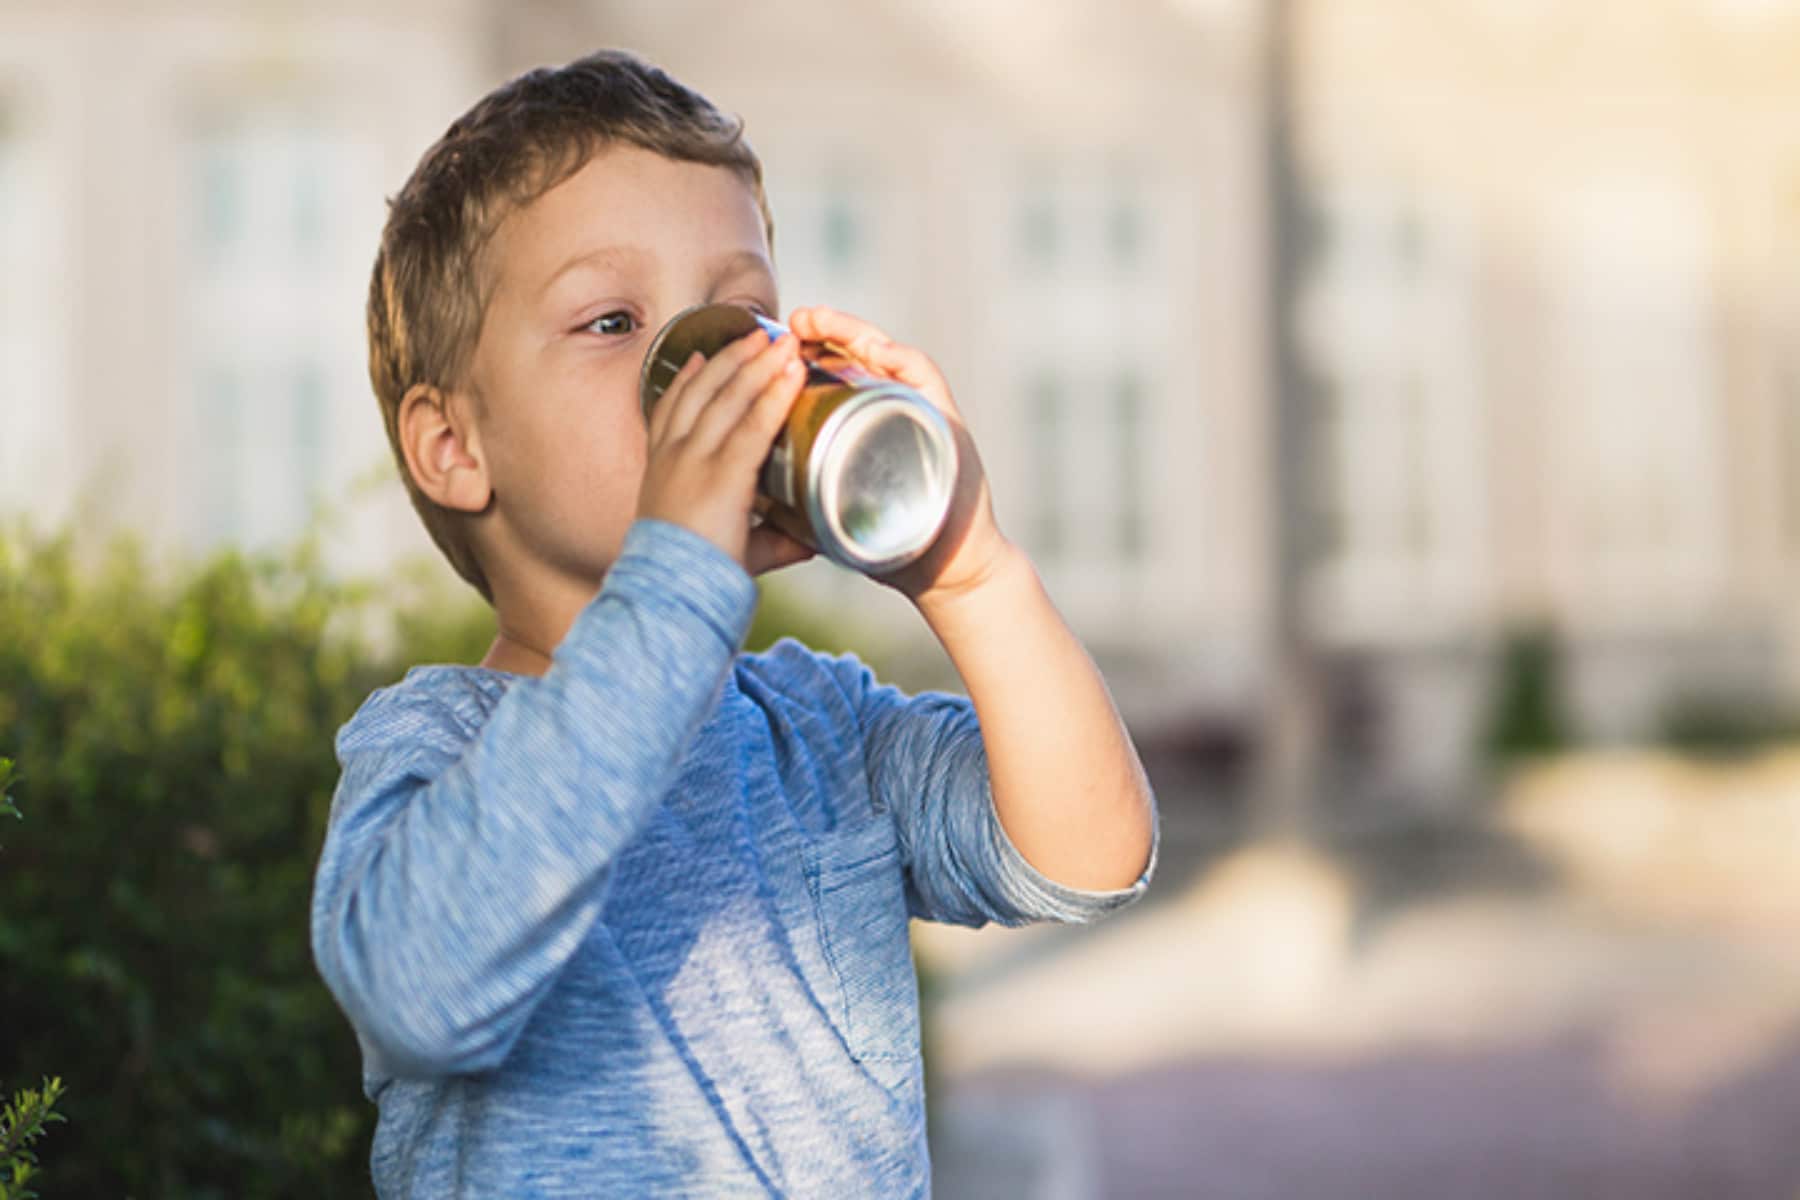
[636,327,817,575]
[786,306,1012,607]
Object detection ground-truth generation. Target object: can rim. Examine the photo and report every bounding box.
[806,385,958,573]
[637,302,769,418]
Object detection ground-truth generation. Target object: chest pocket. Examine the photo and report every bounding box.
[803,814,921,1074]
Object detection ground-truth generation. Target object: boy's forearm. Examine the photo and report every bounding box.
[312,521,756,1075]
[915,545,1156,892]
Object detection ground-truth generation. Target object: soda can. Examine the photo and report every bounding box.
[639,303,958,576]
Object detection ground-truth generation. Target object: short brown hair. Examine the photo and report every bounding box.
[367,49,773,602]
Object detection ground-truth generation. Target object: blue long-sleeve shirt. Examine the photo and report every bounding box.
[309,518,1157,1197]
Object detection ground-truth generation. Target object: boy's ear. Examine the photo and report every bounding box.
[397,383,492,514]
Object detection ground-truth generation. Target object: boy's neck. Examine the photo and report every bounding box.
[478,563,606,677]
[479,632,556,676]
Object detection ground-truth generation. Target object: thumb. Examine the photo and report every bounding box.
[745,524,816,576]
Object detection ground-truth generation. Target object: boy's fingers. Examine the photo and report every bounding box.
[745,524,815,576]
[658,328,771,443]
[788,306,952,408]
[721,356,805,467]
[688,334,801,453]
[647,351,705,443]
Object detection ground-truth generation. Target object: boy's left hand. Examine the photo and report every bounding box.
[787,306,1012,608]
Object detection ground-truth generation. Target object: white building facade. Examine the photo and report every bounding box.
[0,0,487,576]
[12,0,1800,814]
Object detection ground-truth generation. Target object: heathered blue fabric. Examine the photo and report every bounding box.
[309,518,1156,1198]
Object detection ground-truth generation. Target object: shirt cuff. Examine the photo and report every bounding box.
[984,779,1160,925]
[585,518,758,653]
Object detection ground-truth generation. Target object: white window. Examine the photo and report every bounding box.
[1774,179,1800,563]
[1544,173,1725,622]
[1298,181,1487,641]
[1113,370,1148,561]
[1017,363,1159,572]
[178,109,373,555]
[1018,165,1061,273]
[1027,371,1067,560]
[1015,158,1153,282]
[0,92,70,522]
[1007,157,1167,574]
[767,165,885,325]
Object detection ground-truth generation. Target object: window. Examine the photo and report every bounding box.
[1029,372,1066,560]
[1105,158,1151,274]
[0,92,69,520]
[1299,181,1486,637]
[1545,173,1724,617]
[1783,373,1800,560]
[180,110,366,554]
[764,165,884,334]
[1108,196,1143,270]
[197,366,243,545]
[196,138,241,260]
[1776,183,1800,560]
[1115,372,1147,559]
[1018,161,1150,279]
[821,185,860,272]
[1018,166,1060,271]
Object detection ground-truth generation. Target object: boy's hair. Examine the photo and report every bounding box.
[367,49,773,602]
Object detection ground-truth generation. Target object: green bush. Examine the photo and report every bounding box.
[1655,692,1800,759]
[1477,624,1578,769]
[0,527,411,1196]
[0,1076,67,1200]
[0,522,856,1197]
[0,758,18,845]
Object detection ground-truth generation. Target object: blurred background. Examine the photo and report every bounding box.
[4,0,1800,1195]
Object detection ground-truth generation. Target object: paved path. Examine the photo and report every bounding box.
[935,1022,1800,1198]
[923,817,1800,1199]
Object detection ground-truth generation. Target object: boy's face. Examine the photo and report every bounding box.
[460,142,777,597]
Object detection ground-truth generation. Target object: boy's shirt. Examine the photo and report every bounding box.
[309,519,1156,1198]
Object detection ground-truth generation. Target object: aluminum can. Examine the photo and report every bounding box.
[639,302,957,575]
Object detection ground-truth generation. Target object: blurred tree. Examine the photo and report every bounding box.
[1477,624,1578,769]
[0,521,858,1197]
[746,577,864,658]
[0,758,17,846]
[1656,692,1800,759]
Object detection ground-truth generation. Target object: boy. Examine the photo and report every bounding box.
[309,49,1157,1197]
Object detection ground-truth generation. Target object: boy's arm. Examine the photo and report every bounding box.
[309,520,755,1078]
[813,646,1152,928]
[915,548,1155,892]
[789,306,1156,898]
[315,319,809,1079]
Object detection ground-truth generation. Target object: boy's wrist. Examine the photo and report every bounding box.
[595,518,759,650]
[912,540,1039,638]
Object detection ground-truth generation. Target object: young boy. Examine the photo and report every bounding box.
[309,49,1157,1197]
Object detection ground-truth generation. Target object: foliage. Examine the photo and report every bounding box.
[0,520,858,1197]
[1655,692,1800,759]
[746,576,865,658]
[0,759,17,844]
[1477,624,1578,769]
[0,526,397,1196]
[0,1077,66,1200]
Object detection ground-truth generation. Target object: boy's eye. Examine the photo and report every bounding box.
[585,311,637,336]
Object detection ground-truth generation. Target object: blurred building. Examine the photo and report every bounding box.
[514,0,1275,752]
[6,0,1799,817]
[1288,0,1800,803]
[0,0,489,575]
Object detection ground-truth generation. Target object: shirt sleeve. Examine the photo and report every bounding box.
[816,648,1158,929]
[308,520,757,1079]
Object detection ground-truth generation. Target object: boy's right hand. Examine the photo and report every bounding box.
[635,327,816,575]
